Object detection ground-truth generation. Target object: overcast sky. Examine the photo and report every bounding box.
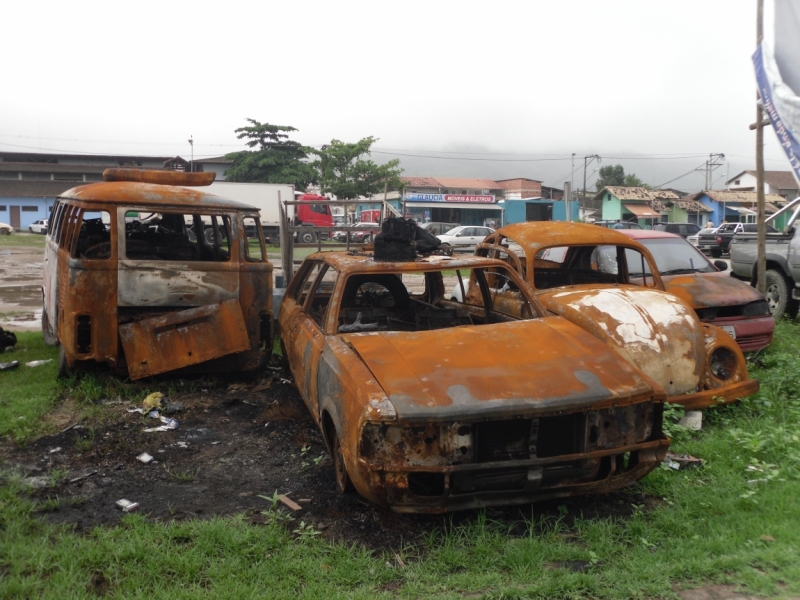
[0,0,789,192]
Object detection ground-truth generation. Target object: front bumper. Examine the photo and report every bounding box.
[358,437,670,514]
[669,378,759,411]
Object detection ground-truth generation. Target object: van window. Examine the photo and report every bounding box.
[124,211,231,262]
[242,216,265,261]
[74,211,112,260]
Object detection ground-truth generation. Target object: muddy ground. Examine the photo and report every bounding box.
[0,241,43,330]
[2,370,654,551]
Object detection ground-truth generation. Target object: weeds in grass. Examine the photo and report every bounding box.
[37,496,62,512]
[64,375,109,405]
[293,521,321,541]
[162,465,198,483]
[73,426,95,452]
[258,490,295,525]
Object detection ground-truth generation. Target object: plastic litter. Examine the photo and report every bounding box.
[126,407,146,415]
[142,392,163,410]
[0,361,20,371]
[25,359,53,368]
[0,326,17,352]
[49,447,62,454]
[662,452,703,470]
[164,402,184,414]
[137,452,154,464]
[144,416,178,432]
[115,499,139,512]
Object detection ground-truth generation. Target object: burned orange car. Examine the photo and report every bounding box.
[42,169,273,379]
[467,222,758,411]
[280,250,670,513]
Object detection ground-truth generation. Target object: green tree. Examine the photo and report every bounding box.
[310,137,403,200]
[624,173,652,189]
[224,119,317,190]
[595,165,625,191]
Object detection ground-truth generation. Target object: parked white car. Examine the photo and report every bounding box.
[0,222,13,235]
[29,219,48,234]
[688,227,717,248]
[437,225,495,250]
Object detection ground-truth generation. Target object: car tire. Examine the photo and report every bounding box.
[29,227,34,233]
[363,235,372,244]
[300,231,315,244]
[710,249,722,258]
[764,269,797,320]
[332,428,354,494]
[42,306,59,347]
[0,229,9,236]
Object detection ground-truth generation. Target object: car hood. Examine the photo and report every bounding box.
[536,286,703,397]
[663,271,765,309]
[342,317,659,421]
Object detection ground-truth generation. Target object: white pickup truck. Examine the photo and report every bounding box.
[730,199,800,319]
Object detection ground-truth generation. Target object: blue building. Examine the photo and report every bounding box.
[679,190,785,227]
[500,198,579,225]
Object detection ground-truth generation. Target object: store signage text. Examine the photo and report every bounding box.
[404,193,495,203]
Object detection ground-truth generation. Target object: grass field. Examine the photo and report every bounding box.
[1,323,800,598]
[0,232,46,248]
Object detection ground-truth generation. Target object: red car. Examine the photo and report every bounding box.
[619,229,774,352]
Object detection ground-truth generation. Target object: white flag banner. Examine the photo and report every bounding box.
[753,0,800,188]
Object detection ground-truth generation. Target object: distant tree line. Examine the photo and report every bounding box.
[224,119,403,200]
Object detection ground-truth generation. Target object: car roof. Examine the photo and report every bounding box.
[496,221,649,253]
[59,181,258,211]
[616,229,680,240]
[310,251,512,275]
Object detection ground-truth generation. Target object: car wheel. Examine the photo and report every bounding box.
[709,249,721,258]
[363,235,372,244]
[0,229,9,236]
[29,227,34,233]
[300,231,315,244]
[332,428,353,494]
[42,306,59,347]
[764,269,795,319]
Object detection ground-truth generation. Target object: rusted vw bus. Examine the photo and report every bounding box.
[42,169,273,379]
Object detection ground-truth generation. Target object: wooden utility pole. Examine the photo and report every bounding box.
[756,0,767,294]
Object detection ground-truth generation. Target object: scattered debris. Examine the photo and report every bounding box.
[227,383,248,393]
[70,470,97,483]
[242,400,257,406]
[0,360,19,371]
[175,442,189,449]
[23,476,51,489]
[144,416,178,433]
[126,408,146,415]
[663,452,704,470]
[678,410,703,431]
[115,499,139,513]
[298,498,312,504]
[211,441,220,445]
[0,326,17,352]
[142,392,163,410]
[278,495,302,511]
[25,359,53,368]
[59,423,81,434]
[163,402,184,414]
[760,535,776,542]
[394,553,406,568]
[49,447,62,454]
[137,453,154,464]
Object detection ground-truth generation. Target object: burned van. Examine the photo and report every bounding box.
[43,169,273,379]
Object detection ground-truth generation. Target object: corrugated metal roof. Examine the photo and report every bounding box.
[672,199,712,213]
[0,162,108,174]
[727,170,799,190]
[694,190,785,204]
[595,186,680,202]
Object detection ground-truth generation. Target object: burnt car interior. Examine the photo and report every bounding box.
[292,261,537,334]
[124,211,231,262]
[480,236,655,289]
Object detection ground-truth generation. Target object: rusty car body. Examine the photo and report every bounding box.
[469,222,758,411]
[280,251,670,513]
[618,229,774,352]
[42,169,273,379]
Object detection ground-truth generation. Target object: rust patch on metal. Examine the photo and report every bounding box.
[102,168,216,186]
[119,299,250,380]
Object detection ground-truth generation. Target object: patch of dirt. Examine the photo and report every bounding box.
[2,373,656,551]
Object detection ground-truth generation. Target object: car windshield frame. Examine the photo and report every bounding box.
[442,227,462,236]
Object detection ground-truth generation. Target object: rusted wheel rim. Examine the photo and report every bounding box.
[766,282,781,312]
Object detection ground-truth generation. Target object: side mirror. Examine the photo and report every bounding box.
[714,260,728,272]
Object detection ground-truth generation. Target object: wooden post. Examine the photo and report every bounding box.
[756,0,767,295]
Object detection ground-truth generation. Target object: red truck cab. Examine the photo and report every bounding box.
[295,194,334,243]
